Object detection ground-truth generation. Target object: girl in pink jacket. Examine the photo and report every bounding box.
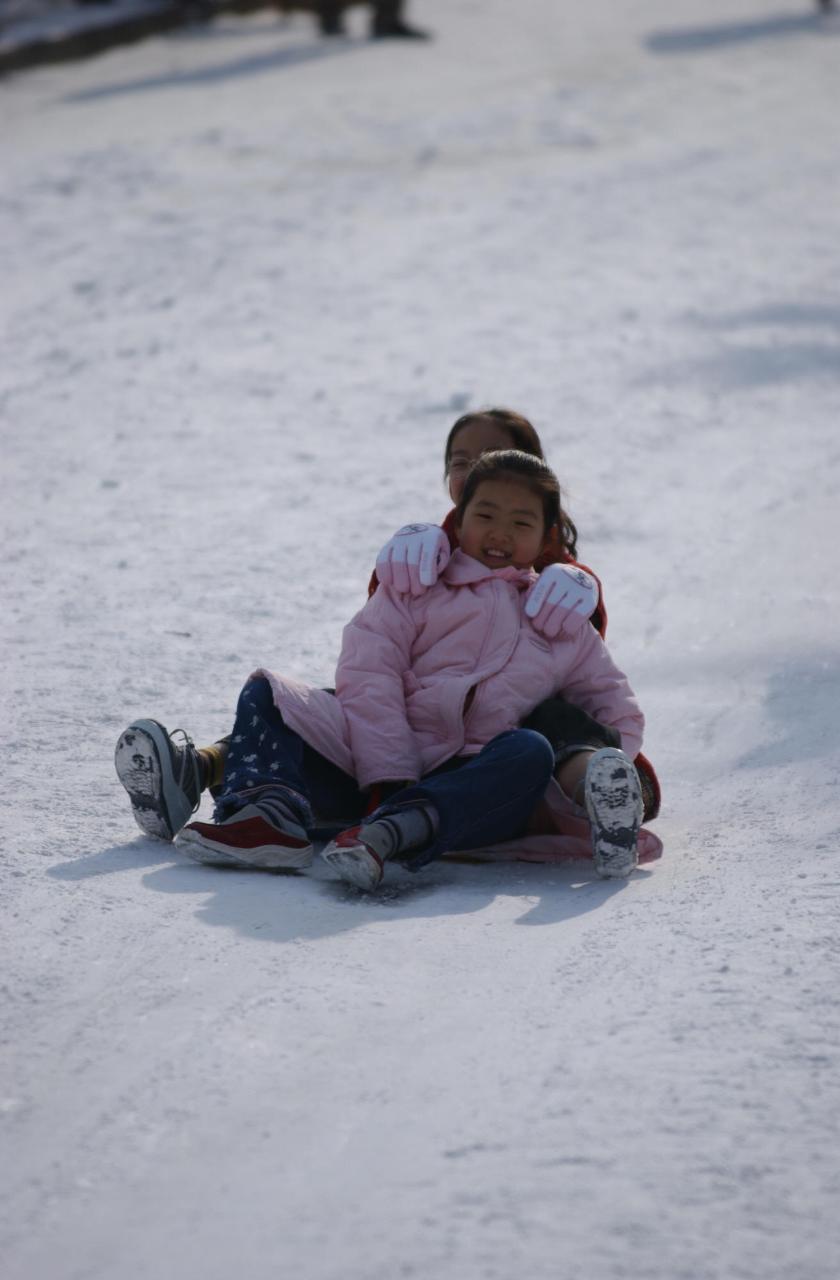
[172,451,650,891]
[115,408,659,848]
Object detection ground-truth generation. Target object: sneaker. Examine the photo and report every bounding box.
[584,748,643,879]
[175,803,314,870]
[115,719,201,841]
[321,826,384,891]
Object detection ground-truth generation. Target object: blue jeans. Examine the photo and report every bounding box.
[217,677,554,868]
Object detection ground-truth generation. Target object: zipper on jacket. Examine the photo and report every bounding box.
[461,580,523,730]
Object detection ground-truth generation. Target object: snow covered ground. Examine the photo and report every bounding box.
[2,2,840,1276]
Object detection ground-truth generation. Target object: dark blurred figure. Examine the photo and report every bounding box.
[817,0,835,10]
[318,1,429,39]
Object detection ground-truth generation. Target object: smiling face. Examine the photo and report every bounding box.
[457,477,547,571]
[446,419,516,503]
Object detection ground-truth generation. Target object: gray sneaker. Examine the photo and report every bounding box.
[115,719,202,841]
[584,748,643,879]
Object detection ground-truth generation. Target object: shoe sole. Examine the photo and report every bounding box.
[321,844,383,891]
[175,824,314,870]
[584,748,643,879]
[115,720,193,841]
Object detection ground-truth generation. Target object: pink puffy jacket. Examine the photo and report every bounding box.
[255,551,644,791]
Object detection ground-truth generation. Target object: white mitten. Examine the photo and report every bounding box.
[524,563,599,638]
[375,524,451,596]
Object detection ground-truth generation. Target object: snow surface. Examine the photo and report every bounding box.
[2,2,840,1277]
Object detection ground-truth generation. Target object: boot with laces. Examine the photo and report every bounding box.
[584,748,644,879]
[115,719,202,841]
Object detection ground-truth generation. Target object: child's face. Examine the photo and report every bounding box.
[458,479,547,571]
[447,420,516,503]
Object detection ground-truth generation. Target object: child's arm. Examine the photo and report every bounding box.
[555,626,645,760]
[336,586,423,790]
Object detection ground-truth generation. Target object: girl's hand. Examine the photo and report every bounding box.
[375,524,451,596]
[524,564,599,638]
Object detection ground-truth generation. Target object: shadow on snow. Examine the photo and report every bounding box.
[634,299,840,391]
[61,31,362,103]
[49,836,641,940]
[645,11,838,55]
[736,655,840,771]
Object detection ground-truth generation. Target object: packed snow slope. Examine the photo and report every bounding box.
[2,3,839,1277]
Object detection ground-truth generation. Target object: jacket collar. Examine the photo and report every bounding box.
[442,549,537,591]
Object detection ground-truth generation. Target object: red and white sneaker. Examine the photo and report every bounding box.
[321,826,384,891]
[175,804,313,869]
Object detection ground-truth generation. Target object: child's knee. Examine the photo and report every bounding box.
[510,727,556,781]
[239,675,275,716]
